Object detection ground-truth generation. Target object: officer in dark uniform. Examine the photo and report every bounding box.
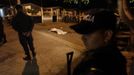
[11,5,36,61]
[70,9,127,75]
[0,16,7,45]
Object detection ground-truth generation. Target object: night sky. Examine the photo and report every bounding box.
[0,0,59,7]
[0,0,133,10]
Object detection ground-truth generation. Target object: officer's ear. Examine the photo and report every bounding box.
[104,30,113,43]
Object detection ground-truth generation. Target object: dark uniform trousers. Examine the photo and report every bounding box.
[0,31,6,42]
[18,32,34,56]
[0,23,6,42]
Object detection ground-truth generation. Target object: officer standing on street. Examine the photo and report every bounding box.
[71,9,127,75]
[0,16,7,45]
[11,5,36,61]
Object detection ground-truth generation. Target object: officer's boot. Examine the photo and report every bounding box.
[2,34,7,44]
[23,52,31,61]
[23,55,31,61]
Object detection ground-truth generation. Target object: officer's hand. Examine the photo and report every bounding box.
[22,32,27,36]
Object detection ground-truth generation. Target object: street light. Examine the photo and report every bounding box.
[0,9,4,17]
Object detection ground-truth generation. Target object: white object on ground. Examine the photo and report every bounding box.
[50,28,67,35]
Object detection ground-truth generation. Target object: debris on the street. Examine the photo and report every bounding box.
[49,28,67,35]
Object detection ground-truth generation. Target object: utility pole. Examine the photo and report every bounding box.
[8,0,14,15]
[17,0,21,4]
[41,0,44,23]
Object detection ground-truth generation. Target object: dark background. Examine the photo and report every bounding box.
[0,0,133,10]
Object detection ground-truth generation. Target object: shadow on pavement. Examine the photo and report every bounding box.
[22,58,40,75]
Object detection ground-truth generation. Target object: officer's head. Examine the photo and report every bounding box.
[15,5,23,12]
[70,9,117,50]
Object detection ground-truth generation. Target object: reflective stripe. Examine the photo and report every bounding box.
[90,67,97,71]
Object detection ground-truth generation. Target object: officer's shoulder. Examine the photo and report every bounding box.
[85,49,105,56]
[87,48,112,59]
[25,14,32,19]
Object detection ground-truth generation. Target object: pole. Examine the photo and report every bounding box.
[17,0,21,4]
[41,0,44,23]
[118,0,123,20]
[8,0,14,15]
[66,51,74,75]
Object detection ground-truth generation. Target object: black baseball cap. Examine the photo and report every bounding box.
[70,9,117,34]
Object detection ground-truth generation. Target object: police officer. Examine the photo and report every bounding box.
[11,5,36,61]
[0,16,7,45]
[70,9,127,75]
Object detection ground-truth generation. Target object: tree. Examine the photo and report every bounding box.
[59,0,117,10]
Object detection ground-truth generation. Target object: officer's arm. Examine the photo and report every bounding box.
[28,16,34,31]
[11,17,18,31]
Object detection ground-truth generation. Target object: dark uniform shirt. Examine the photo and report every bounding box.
[73,44,127,75]
[0,16,3,32]
[11,12,34,32]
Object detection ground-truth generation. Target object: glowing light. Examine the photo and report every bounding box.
[0,9,4,17]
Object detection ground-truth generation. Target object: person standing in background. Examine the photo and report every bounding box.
[11,5,36,61]
[0,16,7,45]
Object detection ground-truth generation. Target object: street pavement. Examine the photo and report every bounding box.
[0,22,134,75]
[0,22,84,75]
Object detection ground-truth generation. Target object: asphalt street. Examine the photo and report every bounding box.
[0,22,134,75]
[0,22,84,75]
